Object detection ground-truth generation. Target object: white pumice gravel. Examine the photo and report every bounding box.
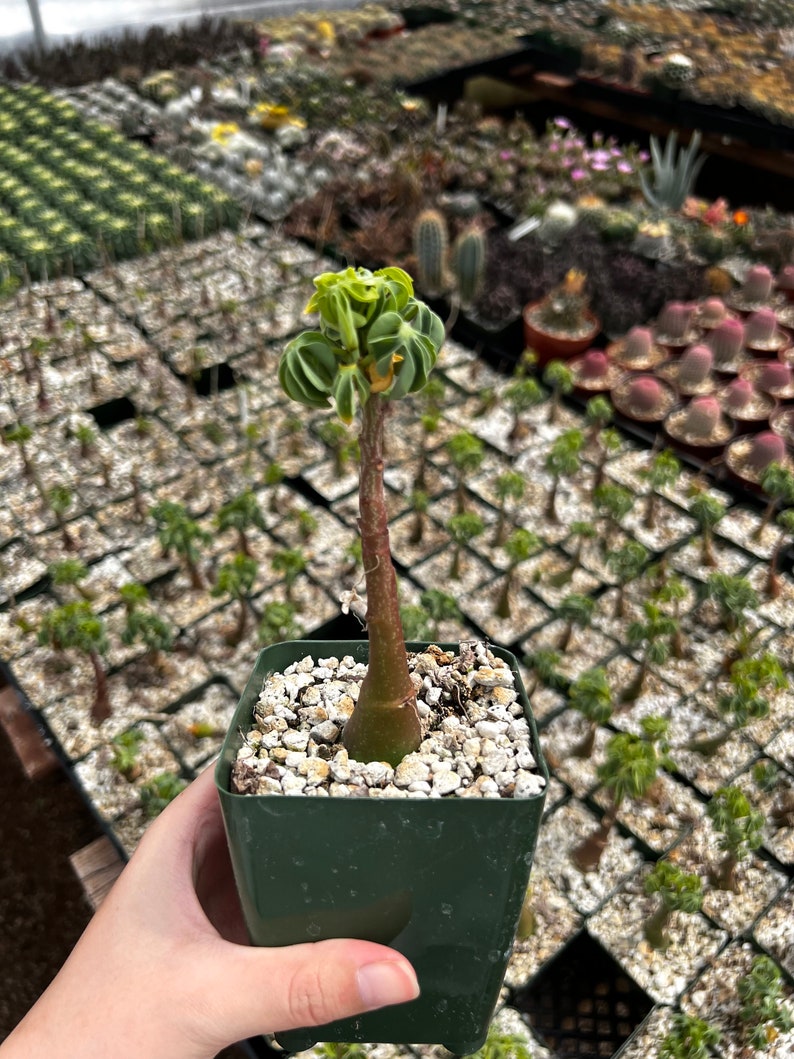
[231,643,546,800]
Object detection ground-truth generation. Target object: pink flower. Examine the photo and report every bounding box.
[571,168,587,181]
[590,161,609,171]
[617,160,633,173]
[548,142,559,153]
[258,36,270,55]
[499,150,513,161]
[589,148,612,166]
[639,150,650,162]
[553,116,572,129]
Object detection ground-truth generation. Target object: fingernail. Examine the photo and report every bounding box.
[357,961,420,1010]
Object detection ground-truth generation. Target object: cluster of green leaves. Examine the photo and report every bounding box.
[0,83,239,279]
[738,955,794,1051]
[279,267,443,424]
[140,772,188,818]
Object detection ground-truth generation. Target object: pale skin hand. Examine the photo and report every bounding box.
[2,765,420,1059]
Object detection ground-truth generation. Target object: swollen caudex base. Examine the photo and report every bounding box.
[231,642,546,801]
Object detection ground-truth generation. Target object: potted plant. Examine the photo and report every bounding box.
[522,269,601,367]
[214,266,548,1053]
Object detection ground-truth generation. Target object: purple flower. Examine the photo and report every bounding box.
[590,161,609,171]
[610,147,623,157]
[548,142,559,153]
[571,168,587,181]
[561,157,573,168]
[500,150,514,161]
[553,115,572,129]
[639,150,650,162]
[589,148,612,166]
[617,160,633,174]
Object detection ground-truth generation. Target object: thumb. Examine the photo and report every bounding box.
[196,937,420,1049]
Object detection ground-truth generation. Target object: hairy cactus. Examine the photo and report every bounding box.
[723,377,755,412]
[628,375,667,414]
[742,264,774,305]
[579,349,610,380]
[413,209,449,297]
[683,395,723,438]
[622,326,654,363]
[656,300,696,341]
[745,308,780,348]
[678,344,713,388]
[451,225,486,310]
[707,317,745,366]
[757,360,792,394]
[745,431,787,475]
[661,52,697,85]
[699,297,728,328]
[538,201,578,247]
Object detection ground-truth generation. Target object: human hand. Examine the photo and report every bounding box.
[2,763,419,1059]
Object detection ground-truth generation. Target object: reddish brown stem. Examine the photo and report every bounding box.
[342,396,420,766]
[89,650,111,724]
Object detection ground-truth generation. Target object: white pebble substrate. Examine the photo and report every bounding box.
[232,642,546,800]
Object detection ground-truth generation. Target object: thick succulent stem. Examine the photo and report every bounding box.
[643,904,672,950]
[89,650,111,724]
[343,396,421,766]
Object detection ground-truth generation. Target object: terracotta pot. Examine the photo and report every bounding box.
[522,301,601,367]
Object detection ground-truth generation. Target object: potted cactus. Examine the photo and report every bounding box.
[522,269,601,367]
[214,266,547,1054]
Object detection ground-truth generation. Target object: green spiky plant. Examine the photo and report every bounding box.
[659,1012,720,1059]
[495,528,541,620]
[738,955,794,1052]
[278,265,444,766]
[568,666,613,759]
[689,489,726,568]
[640,130,706,211]
[706,785,765,892]
[641,450,680,530]
[643,859,704,950]
[38,600,111,723]
[574,716,672,872]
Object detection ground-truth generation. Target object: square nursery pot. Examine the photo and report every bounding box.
[215,640,548,1054]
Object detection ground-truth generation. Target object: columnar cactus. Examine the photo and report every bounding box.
[413,209,449,297]
[677,344,713,389]
[451,226,486,310]
[707,317,745,367]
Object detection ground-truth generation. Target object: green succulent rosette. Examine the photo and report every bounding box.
[278,266,445,423]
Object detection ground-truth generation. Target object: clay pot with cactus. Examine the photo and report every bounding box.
[741,359,794,402]
[657,343,717,396]
[607,325,666,371]
[706,316,747,376]
[728,264,780,315]
[610,372,677,425]
[522,270,601,367]
[743,308,790,358]
[567,348,622,396]
[719,377,777,435]
[663,394,734,459]
[725,430,794,493]
[653,300,701,354]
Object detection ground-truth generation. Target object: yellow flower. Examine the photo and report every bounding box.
[316,19,335,43]
[564,269,587,296]
[211,122,239,145]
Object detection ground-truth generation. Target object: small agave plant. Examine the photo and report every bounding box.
[279,266,445,766]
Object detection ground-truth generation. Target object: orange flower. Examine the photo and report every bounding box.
[733,210,749,225]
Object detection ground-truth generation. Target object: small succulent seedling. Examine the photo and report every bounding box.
[689,489,726,568]
[468,1024,532,1059]
[574,716,671,872]
[270,547,307,605]
[543,359,574,424]
[140,772,188,818]
[555,592,595,653]
[216,489,267,557]
[738,955,794,1051]
[504,376,546,446]
[111,728,145,781]
[706,785,765,891]
[690,652,787,756]
[568,666,613,759]
[658,1012,721,1059]
[258,600,299,646]
[622,600,677,702]
[641,449,680,530]
[38,601,111,723]
[445,430,485,514]
[150,500,212,591]
[705,572,758,635]
[495,528,541,619]
[643,860,703,950]
[279,266,444,765]
[212,553,259,646]
[544,428,584,522]
[607,539,648,619]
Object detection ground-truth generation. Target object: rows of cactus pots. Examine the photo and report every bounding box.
[1,212,792,1057]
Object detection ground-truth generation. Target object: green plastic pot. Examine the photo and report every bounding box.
[215,641,547,1054]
